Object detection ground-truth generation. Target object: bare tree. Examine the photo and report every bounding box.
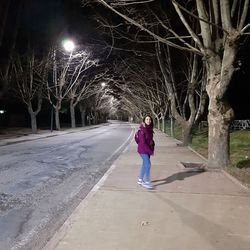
[13,56,46,132]
[88,0,249,168]
[11,50,49,133]
[123,61,169,130]
[83,93,107,125]
[110,58,156,119]
[46,49,98,130]
[111,52,205,143]
[171,0,249,166]
[84,2,207,143]
[66,62,100,128]
[119,96,146,122]
[156,43,207,145]
[121,83,151,116]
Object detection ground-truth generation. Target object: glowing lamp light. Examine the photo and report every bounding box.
[101,82,106,87]
[62,40,75,52]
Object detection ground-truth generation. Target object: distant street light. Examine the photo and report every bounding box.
[101,82,106,87]
[62,39,75,52]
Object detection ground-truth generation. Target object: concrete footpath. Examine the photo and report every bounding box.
[43,130,250,250]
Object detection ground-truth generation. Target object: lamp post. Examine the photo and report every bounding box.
[50,39,75,132]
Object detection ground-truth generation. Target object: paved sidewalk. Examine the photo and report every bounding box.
[0,124,108,147]
[44,131,250,250]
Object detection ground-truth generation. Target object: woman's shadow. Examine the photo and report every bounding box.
[152,170,204,187]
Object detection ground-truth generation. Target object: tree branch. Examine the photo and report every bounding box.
[172,0,205,52]
[97,0,203,55]
[220,0,232,29]
[239,0,249,30]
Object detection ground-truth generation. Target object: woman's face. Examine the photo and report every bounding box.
[144,116,152,126]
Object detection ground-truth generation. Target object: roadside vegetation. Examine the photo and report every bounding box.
[165,122,250,188]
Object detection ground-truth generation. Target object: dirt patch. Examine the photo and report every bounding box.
[180,162,207,171]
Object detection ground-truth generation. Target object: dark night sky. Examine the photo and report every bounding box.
[20,0,99,47]
[229,39,250,119]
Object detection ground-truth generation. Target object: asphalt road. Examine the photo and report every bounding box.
[0,122,133,250]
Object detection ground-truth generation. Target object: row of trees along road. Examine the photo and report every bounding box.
[11,45,109,133]
[86,0,250,169]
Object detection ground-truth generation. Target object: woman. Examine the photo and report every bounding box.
[135,115,155,189]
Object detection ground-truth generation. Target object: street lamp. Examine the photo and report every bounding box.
[101,82,106,87]
[62,39,75,52]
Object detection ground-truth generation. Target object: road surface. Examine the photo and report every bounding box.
[0,122,133,250]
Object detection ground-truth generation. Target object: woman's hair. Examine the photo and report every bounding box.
[143,114,154,127]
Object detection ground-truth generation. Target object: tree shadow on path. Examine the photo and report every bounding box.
[152,170,204,187]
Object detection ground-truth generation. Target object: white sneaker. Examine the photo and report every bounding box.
[142,181,153,189]
[137,179,143,185]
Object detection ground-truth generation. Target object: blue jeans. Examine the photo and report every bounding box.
[139,154,151,182]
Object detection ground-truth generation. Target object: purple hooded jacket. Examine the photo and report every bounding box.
[136,123,155,155]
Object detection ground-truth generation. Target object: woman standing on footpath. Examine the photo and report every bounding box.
[135,115,155,189]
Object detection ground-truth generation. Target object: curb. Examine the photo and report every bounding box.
[43,165,118,250]
[188,147,250,191]
[160,130,249,192]
[222,170,250,192]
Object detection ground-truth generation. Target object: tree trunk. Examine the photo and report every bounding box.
[182,123,193,146]
[55,108,61,130]
[27,103,39,134]
[170,116,175,137]
[30,112,37,134]
[206,41,236,168]
[207,104,232,168]
[157,118,160,130]
[70,102,76,128]
[93,113,97,125]
[79,103,86,127]
[28,106,38,134]
[89,116,92,125]
[81,110,86,127]
[162,119,165,133]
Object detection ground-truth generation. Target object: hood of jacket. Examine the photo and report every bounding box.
[139,122,153,132]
